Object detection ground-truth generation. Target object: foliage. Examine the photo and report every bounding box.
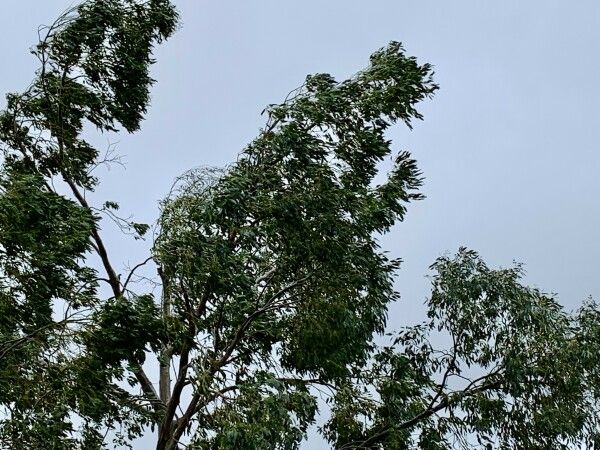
[0,1,598,449]
[0,1,177,448]
[323,249,600,449]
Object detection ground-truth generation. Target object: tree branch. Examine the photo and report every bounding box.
[344,375,503,449]
[122,255,154,292]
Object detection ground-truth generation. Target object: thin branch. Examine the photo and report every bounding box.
[122,256,154,291]
[65,178,121,299]
[426,332,458,412]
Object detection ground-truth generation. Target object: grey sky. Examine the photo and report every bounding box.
[1,1,600,448]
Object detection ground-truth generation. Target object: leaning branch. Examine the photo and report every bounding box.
[65,178,163,414]
[343,375,503,449]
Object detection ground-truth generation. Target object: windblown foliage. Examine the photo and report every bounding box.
[0,1,178,448]
[0,2,598,449]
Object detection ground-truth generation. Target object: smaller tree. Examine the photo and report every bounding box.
[324,249,600,449]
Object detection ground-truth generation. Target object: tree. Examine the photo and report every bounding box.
[0,1,598,449]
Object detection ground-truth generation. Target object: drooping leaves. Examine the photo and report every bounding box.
[323,249,600,450]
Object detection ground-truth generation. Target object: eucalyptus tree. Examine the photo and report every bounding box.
[0,1,598,449]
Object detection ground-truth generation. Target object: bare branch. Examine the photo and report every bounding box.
[122,256,154,292]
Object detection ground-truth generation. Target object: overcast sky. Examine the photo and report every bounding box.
[2,1,600,448]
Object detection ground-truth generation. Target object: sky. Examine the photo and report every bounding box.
[1,1,600,448]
